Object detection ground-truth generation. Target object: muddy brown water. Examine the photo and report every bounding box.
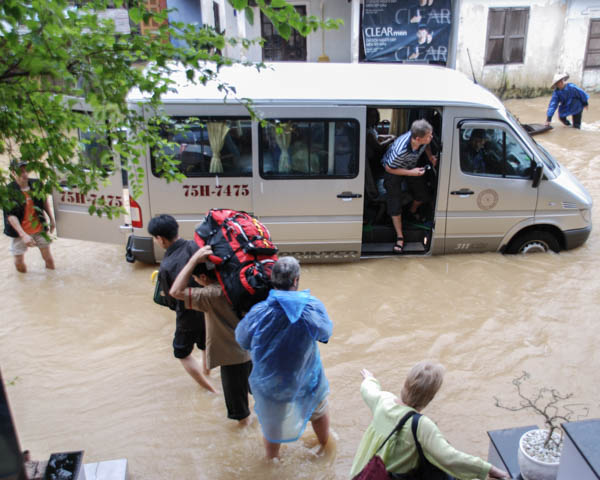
[2,95,599,479]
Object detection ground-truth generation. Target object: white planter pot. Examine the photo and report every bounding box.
[518,429,561,480]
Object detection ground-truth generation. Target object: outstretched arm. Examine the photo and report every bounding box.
[545,90,560,125]
[170,245,212,301]
[44,196,56,233]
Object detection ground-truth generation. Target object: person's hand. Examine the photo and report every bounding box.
[192,245,212,263]
[49,220,56,234]
[22,234,35,247]
[487,465,510,478]
[544,121,550,126]
[429,154,438,167]
[411,167,425,176]
[361,369,374,379]
[584,105,589,110]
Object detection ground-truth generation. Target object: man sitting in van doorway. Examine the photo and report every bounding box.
[148,215,215,393]
[382,119,437,254]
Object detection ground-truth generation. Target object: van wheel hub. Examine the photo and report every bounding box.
[520,241,548,254]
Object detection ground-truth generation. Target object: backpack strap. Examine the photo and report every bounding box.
[410,413,426,462]
[375,410,418,455]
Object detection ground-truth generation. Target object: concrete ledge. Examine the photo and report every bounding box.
[84,458,128,480]
[487,424,537,479]
[558,419,600,480]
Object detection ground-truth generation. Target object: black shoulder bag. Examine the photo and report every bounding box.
[390,413,454,480]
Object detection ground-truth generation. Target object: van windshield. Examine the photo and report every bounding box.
[506,110,558,171]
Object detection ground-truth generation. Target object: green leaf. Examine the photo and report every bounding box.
[230,0,248,10]
[277,22,291,40]
[244,6,254,25]
[271,0,287,7]
[128,7,142,24]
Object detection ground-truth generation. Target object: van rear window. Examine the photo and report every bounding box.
[259,119,359,179]
[151,117,252,178]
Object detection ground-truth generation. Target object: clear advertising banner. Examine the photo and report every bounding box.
[363,0,452,64]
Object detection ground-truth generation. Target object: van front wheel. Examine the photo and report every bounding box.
[507,230,560,254]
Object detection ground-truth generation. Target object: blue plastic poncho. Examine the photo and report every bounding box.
[235,289,333,443]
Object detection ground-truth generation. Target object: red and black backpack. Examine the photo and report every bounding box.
[194,209,278,316]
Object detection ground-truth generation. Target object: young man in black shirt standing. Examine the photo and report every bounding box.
[148,214,215,392]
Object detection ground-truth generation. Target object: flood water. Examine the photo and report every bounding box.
[2,95,599,479]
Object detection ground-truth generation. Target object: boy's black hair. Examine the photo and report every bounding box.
[193,261,217,280]
[147,214,179,241]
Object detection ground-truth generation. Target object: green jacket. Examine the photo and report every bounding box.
[350,377,491,479]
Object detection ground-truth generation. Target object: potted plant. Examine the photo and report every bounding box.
[494,372,588,480]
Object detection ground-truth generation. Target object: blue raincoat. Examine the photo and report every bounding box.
[546,83,589,121]
[235,289,333,443]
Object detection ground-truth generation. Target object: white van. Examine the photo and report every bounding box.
[52,63,592,263]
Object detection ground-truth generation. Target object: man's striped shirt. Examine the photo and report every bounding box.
[382,131,425,170]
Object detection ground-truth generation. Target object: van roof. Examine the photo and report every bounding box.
[128,62,503,109]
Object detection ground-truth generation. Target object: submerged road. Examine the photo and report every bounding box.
[1,94,599,479]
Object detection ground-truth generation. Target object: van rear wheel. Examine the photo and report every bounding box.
[507,230,560,254]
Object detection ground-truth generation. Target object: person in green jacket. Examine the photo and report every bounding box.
[350,361,509,479]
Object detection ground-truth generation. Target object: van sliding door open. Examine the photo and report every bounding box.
[252,106,366,262]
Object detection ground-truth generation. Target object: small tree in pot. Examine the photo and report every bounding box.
[494,372,588,480]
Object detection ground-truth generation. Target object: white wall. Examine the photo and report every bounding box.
[456,0,566,94]
[564,0,600,91]
[456,0,599,95]
[222,0,353,63]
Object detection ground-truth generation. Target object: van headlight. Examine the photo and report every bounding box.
[580,208,591,223]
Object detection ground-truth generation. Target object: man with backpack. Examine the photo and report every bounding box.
[3,161,56,273]
[170,245,253,426]
[235,256,333,458]
[148,215,215,393]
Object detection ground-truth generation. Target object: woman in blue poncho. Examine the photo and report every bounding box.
[235,256,333,459]
[545,72,589,129]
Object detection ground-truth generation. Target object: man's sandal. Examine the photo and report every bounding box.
[393,237,404,254]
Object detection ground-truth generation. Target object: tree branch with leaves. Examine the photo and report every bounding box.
[0,0,341,217]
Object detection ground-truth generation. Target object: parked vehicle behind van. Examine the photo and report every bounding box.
[52,63,592,263]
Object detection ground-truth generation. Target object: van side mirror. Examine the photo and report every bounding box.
[531,163,543,188]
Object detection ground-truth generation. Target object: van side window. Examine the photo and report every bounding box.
[152,117,252,177]
[259,119,359,178]
[459,127,533,179]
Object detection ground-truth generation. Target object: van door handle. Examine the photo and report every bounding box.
[450,189,475,195]
[337,191,362,199]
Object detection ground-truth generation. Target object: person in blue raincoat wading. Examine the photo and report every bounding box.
[235,256,333,459]
[545,72,589,129]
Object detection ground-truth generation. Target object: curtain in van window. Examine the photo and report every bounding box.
[274,125,292,173]
[207,122,229,173]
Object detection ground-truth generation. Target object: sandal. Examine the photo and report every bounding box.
[393,237,404,254]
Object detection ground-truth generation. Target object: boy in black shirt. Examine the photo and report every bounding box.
[148,215,215,392]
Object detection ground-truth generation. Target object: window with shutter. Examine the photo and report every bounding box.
[585,19,600,69]
[485,7,529,65]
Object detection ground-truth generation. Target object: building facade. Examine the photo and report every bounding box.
[191,0,599,95]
